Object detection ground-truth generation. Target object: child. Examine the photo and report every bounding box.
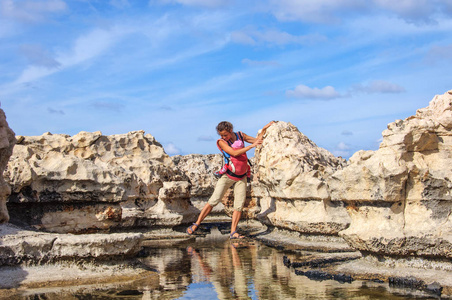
[213,155,230,178]
[213,132,251,180]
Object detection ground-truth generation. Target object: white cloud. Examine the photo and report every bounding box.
[332,142,352,158]
[20,44,61,68]
[110,0,131,9]
[197,135,214,141]
[230,31,256,45]
[242,58,280,68]
[47,107,65,115]
[341,130,353,136]
[59,28,118,67]
[164,142,181,155]
[286,84,341,100]
[90,101,125,112]
[426,43,452,63]
[16,28,121,84]
[373,0,451,24]
[15,66,55,84]
[353,80,406,94]
[337,142,351,150]
[152,0,231,8]
[269,0,367,24]
[0,0,67,23]
[231,28,326,46]
[269,0,452,24]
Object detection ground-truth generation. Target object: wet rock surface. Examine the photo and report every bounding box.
[251,222,452,298]
[1,221,452,298]
[0,223,143,265]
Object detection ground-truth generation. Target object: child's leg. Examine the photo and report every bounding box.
[219,164,228,174]
[214,163,229,178]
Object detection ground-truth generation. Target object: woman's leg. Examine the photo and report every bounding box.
[230,177,247,238]
[195,203,213,225]
[187,203,213,234]
[188,176,234,234]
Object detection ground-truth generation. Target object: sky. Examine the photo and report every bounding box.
[1,0,452,159]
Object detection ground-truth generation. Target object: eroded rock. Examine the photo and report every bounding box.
[253,121,349,235]
[331,90,452,258]
[172,154,224,213]
[0,223,142,265]
[0,108,15,224]
[5,131,195,233]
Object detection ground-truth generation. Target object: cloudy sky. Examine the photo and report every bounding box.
[1,0,451,158]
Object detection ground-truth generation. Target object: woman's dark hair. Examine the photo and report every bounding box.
[216,121,233,133]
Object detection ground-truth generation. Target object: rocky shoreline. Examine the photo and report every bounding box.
[1,90,452,297]
[1,220,450,298]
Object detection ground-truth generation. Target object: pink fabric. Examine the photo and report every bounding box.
[229,138,244,149]
[216,132,249,181]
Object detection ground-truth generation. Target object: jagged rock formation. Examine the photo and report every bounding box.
[0,108,16,224]
[252,121,349,235]
[172,154,224,213]
[5,130,196,233]
[329,90,452,258]
[3,90,452,263]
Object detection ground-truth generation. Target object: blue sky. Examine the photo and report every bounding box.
[1,0,452,158]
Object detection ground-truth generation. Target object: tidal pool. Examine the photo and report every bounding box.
[1,227,440,299]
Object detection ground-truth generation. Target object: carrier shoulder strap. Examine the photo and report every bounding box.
[237,131,244,143]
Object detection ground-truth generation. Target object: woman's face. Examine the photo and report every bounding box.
[218,130,233,141]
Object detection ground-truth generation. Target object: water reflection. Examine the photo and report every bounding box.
[0,227,439,299]
[140,228,435,300]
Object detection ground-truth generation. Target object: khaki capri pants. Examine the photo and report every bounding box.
[207,175,247,212]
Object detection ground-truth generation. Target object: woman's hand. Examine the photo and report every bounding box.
[263,121,276,130]
[252,138,263,148]
[256,121,276,140]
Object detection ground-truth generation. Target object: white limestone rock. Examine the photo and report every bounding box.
[0,109,15,224]
[5,131,195,232]
[172,154,226,213]
[0,223,142,264]
[253,121,349,235]
[332,90,452,258]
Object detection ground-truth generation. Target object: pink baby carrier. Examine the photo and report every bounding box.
[217,131,251,180]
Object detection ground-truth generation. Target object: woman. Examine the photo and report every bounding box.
[187,121,275,239]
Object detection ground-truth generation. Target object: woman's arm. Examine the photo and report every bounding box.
[220,121,275,156]
[242,121,276,144]
[218,139,262,157]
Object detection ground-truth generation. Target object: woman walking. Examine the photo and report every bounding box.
[187,121,274,239]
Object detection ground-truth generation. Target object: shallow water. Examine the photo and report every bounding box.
[1,228,440,299]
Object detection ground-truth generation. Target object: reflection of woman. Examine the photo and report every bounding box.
[230,243,250,299]
[187,121,275,239]
[186,241,253,300]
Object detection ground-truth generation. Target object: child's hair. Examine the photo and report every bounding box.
[216,121,233,133]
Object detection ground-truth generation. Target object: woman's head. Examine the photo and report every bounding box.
[216,121,233,133]
[216,121,233,140]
